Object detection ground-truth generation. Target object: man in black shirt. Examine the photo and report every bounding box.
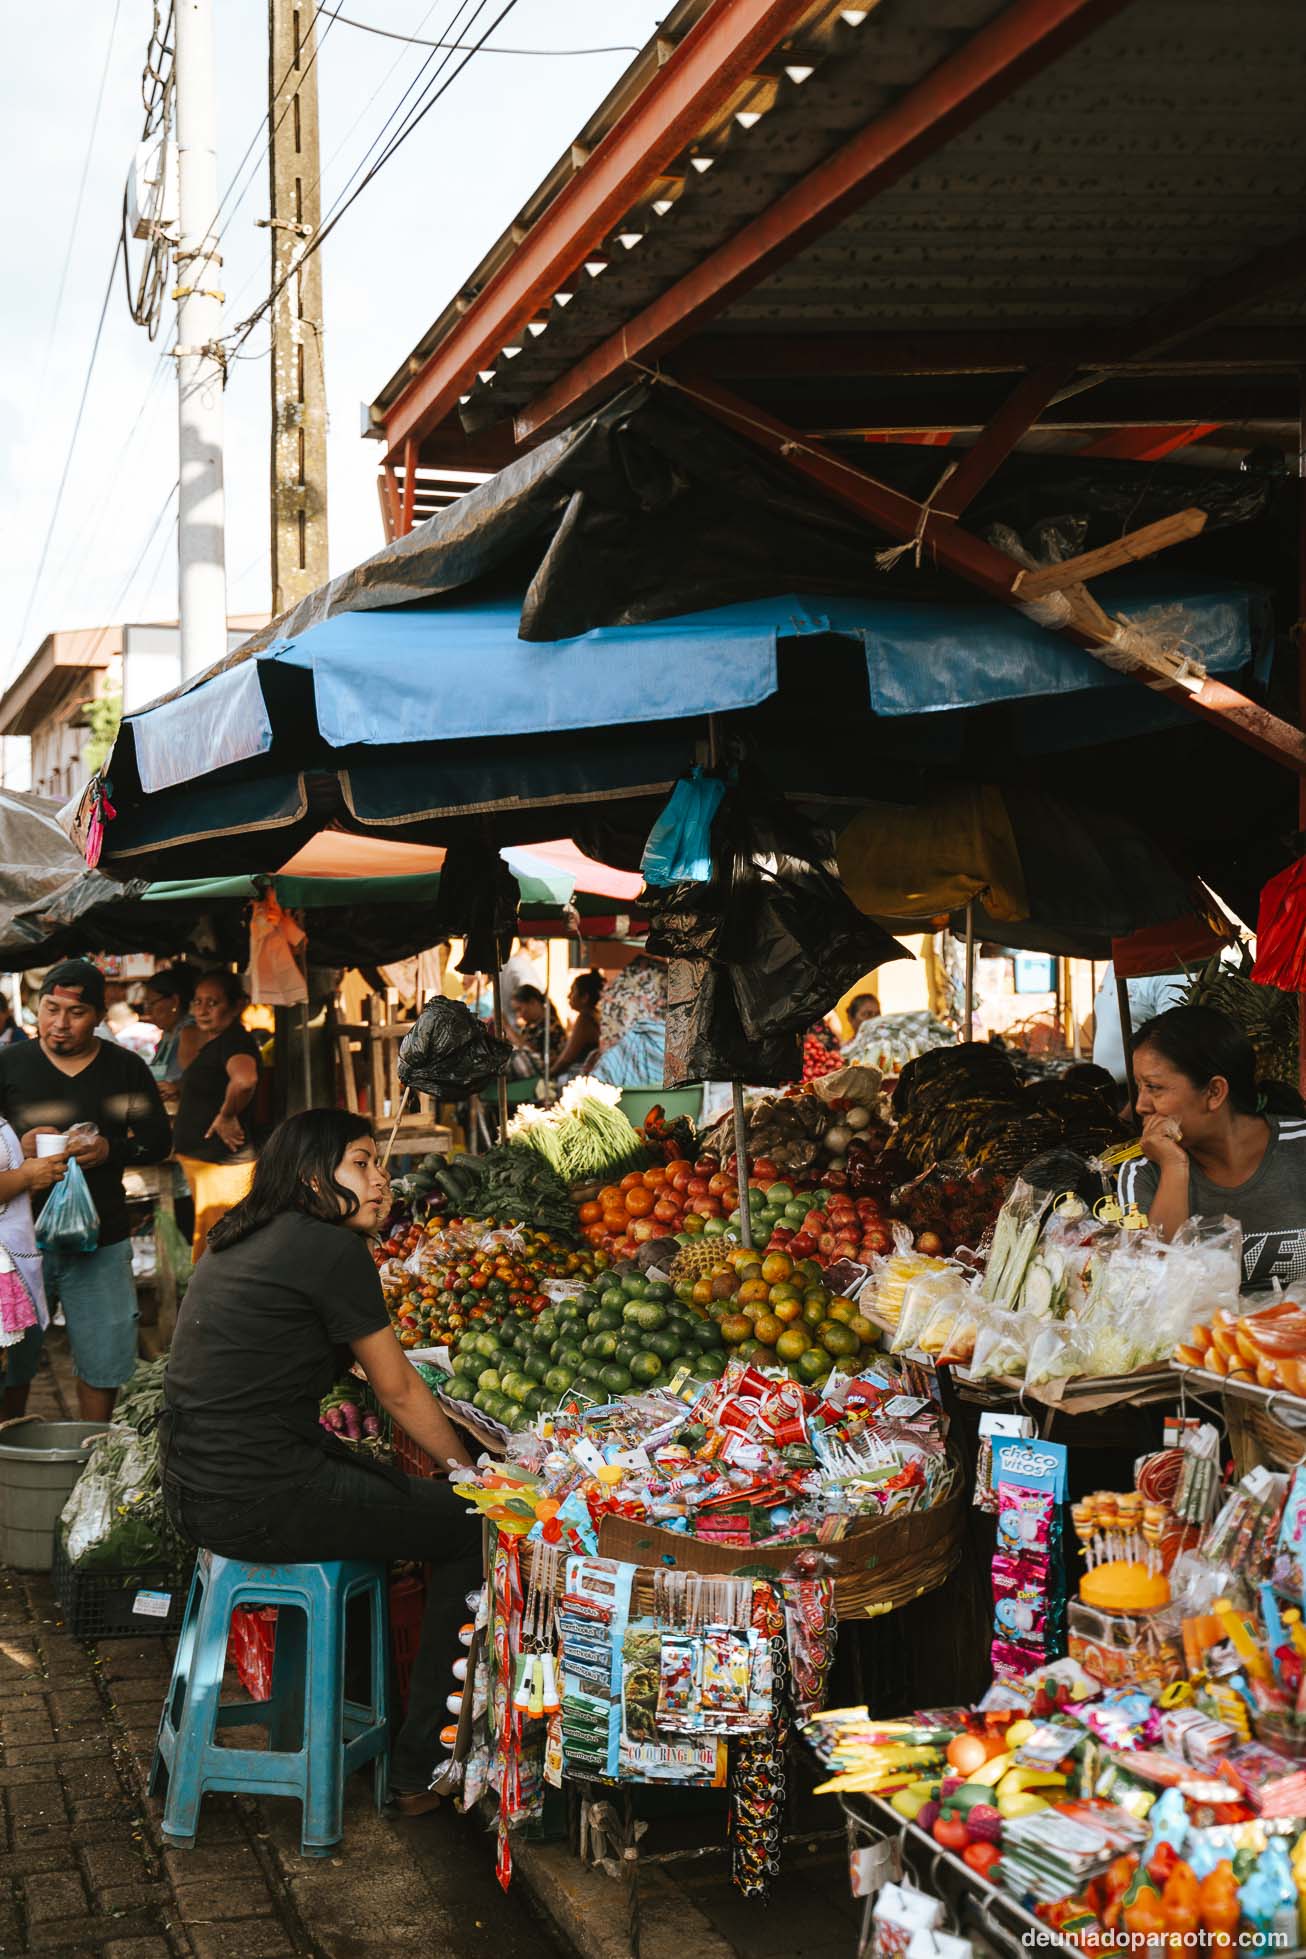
[0,962,170,1420]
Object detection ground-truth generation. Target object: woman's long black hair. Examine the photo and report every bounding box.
[207,1109,374,1252]
[1132,1004,1305,1118]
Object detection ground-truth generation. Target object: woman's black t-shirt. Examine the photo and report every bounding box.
[163,1212,388,1494]
[172,1021,263,1162]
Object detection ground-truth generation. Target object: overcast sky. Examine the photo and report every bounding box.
[0,0,667,684]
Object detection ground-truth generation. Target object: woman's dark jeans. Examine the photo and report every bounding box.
[164,1456,483,1793]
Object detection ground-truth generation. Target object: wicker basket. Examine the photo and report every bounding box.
[589,1477,966,1622]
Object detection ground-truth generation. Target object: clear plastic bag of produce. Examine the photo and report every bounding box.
[1026,1319,1093,1389]
[640,769,726,886]
[35,1155,99,1255]
[1017,1203,1110,1320]
[968,1309,1035,1383]
[60,1426,171,1569]
[890,1261,969,1353]
[916,1288,981,1364]
[397,998,514,1097]
[979,1177,1053,1307]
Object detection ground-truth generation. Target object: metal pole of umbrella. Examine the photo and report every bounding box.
[963,902,975,1042]
[301,1001,312,1110]
[543,939,552,1097]
[732,1080,752,1250]
[492,941,510,1138]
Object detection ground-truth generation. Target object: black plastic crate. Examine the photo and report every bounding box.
[51,1531,195,1640]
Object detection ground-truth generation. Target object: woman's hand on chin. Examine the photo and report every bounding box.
[1140,1112,1186,1169]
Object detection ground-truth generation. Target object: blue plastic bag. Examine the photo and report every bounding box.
[639,770,725,886]
[35,1157,100,1255]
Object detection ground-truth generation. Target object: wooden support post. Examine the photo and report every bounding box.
[963,902,975,1043]
[268,0,329,614]
[732,1082,752,1250]
[1014,508,1208,598]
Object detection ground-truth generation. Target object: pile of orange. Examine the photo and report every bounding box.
[576,1155,731,1255]
[678,1244,879,1382]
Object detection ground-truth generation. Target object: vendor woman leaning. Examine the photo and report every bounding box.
[1119,1005,1306,1290]
[161,1109,481,1810]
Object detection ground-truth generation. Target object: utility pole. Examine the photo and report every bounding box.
[267,0,329,617]
[173,0,228,681]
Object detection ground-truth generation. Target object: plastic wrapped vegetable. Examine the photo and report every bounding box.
[980,1178,1052,1307]
[968,1310,1035,1383]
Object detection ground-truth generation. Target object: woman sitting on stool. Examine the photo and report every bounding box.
[161,1109,482,1812]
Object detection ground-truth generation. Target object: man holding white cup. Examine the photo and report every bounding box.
[0,962,171,1420]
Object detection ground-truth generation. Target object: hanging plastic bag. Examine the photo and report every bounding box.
[397,999,514,1098]
[1253,856,1306,992]
[35,1157,99,1255]
[640,770,726,886]
[245,892,308,1006]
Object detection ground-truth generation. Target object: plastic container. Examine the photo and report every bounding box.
[0,1417,105,1570]
[51,1532,194,1638]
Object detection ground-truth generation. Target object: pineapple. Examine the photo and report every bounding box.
[670,1240,728,1283]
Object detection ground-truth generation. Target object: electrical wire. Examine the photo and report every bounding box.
[316,4,637,55]
[226,0,525,357]
[36,0,125,403]
[216,0,455,329]
[11,234,126,668]
[48,352,174,607]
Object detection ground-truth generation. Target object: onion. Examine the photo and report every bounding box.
[823,1124,852,1153]
[826,1155,846,1172]
[845,1105,871,1131]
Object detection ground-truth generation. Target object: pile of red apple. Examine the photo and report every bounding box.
[767,1189,894,1264]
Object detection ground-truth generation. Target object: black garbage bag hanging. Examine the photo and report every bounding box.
[397,999,514,1098]
[643,770,909,1078]
[431,843,520,978]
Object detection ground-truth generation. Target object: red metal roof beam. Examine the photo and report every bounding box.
[378,0,817,464]
[680,376,1306,777]
[515,0,1142,445]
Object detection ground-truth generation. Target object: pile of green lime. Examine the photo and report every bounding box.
[442,1270,727,1432]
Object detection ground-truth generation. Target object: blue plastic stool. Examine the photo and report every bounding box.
[150,1551,390,1856]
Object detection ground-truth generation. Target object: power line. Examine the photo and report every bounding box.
[316,4,637,55]
[36,0,125,402]
[227,0,525,357]
[216,0,454,327]
[12,234,126,667]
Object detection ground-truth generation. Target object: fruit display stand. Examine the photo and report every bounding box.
[835,1789,1080,1959]
[1170,1360,1306,1476]
[474,1480,967,1959]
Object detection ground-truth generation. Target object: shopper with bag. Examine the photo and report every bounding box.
[0,962,171,1420]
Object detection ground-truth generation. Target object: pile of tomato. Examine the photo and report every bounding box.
[376,1217,605,1351]
[576,1152,735,1255]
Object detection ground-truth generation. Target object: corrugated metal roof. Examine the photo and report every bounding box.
[387,0,1305,452]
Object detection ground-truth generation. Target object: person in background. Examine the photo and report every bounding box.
[1121,1004,1306,1290]
[553,971,603,1081]
[1092,961,1187,1087]
[172,972,263,1259]
[846,992,882,1035]
[0,1117,61,1416]
[506,984,566,1077]
[590,955,667,1089]
[0,995,29,1048]
[498,939,544,1005]
[0,960,171,1420]
[162,1110,481,1812]
[142,967,201,1106]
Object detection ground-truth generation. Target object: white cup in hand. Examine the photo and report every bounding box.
[35,1133,67,1159]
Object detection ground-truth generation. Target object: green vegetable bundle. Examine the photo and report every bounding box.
[507,1076,650,1188]
[436,1143,578,1238]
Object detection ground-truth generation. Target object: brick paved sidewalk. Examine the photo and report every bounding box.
[0,1339,565,1959]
